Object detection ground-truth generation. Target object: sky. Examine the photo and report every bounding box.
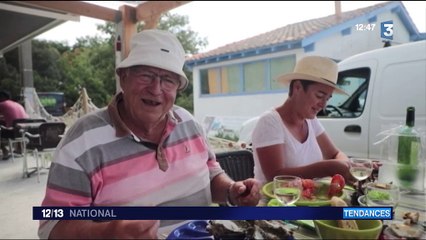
[36,1,426,52]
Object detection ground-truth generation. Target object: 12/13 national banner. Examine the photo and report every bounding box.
[33,206,392,220]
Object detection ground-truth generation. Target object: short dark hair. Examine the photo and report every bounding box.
[0,90,11,101]
[288,80,316,96]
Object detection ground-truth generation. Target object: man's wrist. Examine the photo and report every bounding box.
[226,182,236,206]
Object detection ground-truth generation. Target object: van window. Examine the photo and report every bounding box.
[318,68,370,118]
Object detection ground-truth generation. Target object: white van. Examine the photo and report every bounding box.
[239,41,426,159]
[317,40,425,159]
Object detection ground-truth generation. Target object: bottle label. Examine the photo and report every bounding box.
[397,136,420,165]
[410,141,419,165]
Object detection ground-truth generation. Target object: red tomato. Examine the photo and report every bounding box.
[331,174,345,190]
[302,179,315,190]
[302,179,316,199]
[302,188,314,199]
[328,174,345,197]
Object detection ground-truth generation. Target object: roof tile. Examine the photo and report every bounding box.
[188,1,392,61]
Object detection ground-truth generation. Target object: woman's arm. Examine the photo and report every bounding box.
[316,132,349,160]
[256,142,352,182]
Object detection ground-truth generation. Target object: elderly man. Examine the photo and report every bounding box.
[38,29,260,239]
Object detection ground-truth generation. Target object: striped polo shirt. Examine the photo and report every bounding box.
[38,93,224,239]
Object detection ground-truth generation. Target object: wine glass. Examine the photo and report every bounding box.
[365,182,400,207]
[365,182,400,224]
[349,158,373,201]
[349,158,373,181]
[273,175,303,206]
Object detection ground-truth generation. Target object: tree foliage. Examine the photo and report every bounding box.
[32,40,66,93]
[0,12,206,113]
[0,49,21,101]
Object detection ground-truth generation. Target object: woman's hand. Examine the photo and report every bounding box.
[329,159,357,185]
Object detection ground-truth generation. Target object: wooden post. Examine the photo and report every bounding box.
[115,5,137,93]
[82,88,88,114]
[115,24,123,94]
[119,5,137,59]
[335,1,342,20]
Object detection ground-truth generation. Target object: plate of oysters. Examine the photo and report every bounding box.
[382,212,425,240]
[166,220,295,240]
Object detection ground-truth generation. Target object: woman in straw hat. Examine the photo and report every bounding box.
[252,56,354,185]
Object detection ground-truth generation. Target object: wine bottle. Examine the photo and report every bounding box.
[397,106,420,186]
[397,107,420,165]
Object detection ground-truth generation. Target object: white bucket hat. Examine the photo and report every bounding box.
[277,56,347,95]
[116,29,189,90]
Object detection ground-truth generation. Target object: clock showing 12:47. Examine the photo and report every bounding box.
[355,23,376,31]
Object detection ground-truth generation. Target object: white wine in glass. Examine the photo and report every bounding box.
[365,182,400,224]
[349,158,373,181]
[273,175,303,206]
[365,182,400,208]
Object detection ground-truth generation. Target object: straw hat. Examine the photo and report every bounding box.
[277,56,347,95]
[116,29,188,90]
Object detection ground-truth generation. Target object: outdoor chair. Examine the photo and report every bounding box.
[24,122,66,182]
[1,120,11,160]
[1,118,46,162]
[215,150,255,181]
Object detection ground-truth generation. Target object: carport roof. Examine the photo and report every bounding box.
[0,1,81,55]
[0,1,190,56]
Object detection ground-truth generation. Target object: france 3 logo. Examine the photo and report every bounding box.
[381,20,394,40]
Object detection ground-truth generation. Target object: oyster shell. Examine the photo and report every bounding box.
[207,220,293,240]
[254,220,291,239]
[206,220,251,239]
[403,211,420,224]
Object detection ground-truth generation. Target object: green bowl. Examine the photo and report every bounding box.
[314,219,382,239]
[262,181,345,206]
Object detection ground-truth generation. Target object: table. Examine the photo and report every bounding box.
[261,187,425,239]
[16,122,44,130]
[159,187,425,239]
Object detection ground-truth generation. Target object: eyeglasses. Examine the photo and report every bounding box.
[128,68,180,91]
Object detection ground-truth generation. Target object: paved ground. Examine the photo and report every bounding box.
[0,155,48,239]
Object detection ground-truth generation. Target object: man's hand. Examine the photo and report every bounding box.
[229,178,261,206]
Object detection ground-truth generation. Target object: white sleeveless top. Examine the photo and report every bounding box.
[252,110,325,184]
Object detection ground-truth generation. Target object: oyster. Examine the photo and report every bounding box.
[207,220,251,239]
[254,220,292,239]
[389,222,423,239]
[207,220,293,240]
[403,211,420,224]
